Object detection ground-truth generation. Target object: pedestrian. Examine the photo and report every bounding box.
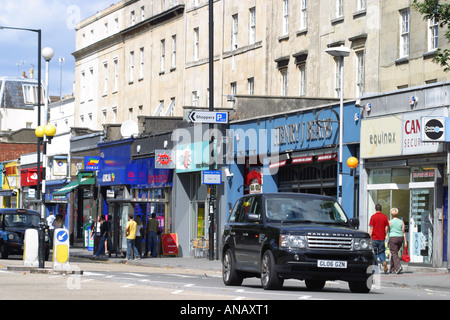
[125,213,140,260]
[135,215,143,258]
[369,203,389,273]
[46,211,55,246]
[388,208,407,274]
[146,213,159,258]
[95,215,111,257]
[52,214,65,229]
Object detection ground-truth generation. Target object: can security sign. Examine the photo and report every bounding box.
[421,117,445,142]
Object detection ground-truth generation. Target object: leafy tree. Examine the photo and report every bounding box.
[413,0,450,71]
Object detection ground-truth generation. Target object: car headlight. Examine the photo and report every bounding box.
[353,238,372,251]
[280,235,307,249]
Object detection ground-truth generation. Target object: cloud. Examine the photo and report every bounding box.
[0,0,117,96]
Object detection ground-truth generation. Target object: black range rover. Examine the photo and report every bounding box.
[0,209,50,260]
[221,193,375,293]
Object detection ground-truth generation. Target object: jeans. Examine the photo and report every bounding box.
[147,231,157,257]
[372,240,386,265]
[127,238,140,260]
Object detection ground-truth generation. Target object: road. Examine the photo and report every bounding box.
[1,256,449,303]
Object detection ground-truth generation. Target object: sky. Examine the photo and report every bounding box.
[0,0,118,97]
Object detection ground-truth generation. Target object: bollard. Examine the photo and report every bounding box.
[23,229,39,267]
[52,228,70,270]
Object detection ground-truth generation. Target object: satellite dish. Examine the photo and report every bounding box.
[120,120,139,138]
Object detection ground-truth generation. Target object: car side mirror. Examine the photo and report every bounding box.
[246,213,261,222]
[350,218,360,229]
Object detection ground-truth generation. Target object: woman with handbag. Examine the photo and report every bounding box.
[388,208,408,274]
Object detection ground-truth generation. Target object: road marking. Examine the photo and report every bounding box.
[172,290,184,294]
[121,284,135,288]
[123,272,146,277]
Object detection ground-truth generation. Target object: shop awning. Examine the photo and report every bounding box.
[52,176,95,197]
[52,180,79,196]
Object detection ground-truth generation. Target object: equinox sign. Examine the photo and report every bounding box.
[421,117,445,142]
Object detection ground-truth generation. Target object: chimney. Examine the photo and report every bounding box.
[22,71,27,78]
[29,68,34,79]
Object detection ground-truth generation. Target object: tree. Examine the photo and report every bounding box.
[413,0,450,71]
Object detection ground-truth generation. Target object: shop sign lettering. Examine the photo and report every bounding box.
[273,119,334,146]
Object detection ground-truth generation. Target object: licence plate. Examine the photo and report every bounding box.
[317,260,347,269]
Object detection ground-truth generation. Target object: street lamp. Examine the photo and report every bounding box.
[0,25,45,267]
[325,45,350,204]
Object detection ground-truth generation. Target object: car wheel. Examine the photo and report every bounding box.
[348,279,371,293]
[261,250,284,290]
[305,279,326,291]
[222,249,243,286]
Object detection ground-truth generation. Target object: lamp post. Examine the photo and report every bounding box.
[0,25,45,267]
[325,45,350,204]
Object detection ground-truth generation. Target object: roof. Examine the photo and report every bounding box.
[0,76,41,110]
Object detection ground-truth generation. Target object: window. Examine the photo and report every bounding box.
[336,0,343,18]
[129,51,135,83]
[356,50,364,97]
[129,108,133,120]
[80,71,86,102]
[298,63,306,96]
[194,28,199,61]
[334,57,343,98]
[192,91,199,107]
[282,0,289,36]
[160,39,165,73]
[280,68,288,96]
[89,68,94,101]
[139,48,144,80]
[113,58,118,92]
[131,10,136,26]
[249,7,256,45]
[357,0,365,11]
[171,35,177,69]
[141,6,145,21]
[300,0,307,30]
[428,18,439,52]
[231,82,237,97]
[248,77,255,95]
[232,14,238,49]
[112,106,117,124]
[22,84,40,105]
[102,109,107,124]
[399,9,410,58]
[103,62,108,95]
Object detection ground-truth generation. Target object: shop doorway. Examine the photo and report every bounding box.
[368,181,435,264]
[190,201,208,257]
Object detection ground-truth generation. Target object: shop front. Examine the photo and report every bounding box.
[2,161,19,208]
[226,100,360,219]
[360,83,450,268]
[97,138,134,256]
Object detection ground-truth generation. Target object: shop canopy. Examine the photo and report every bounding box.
[52,175,95,197]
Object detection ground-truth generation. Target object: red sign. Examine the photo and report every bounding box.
[161,233,179,256]
[292,156,313,164]
[20,167,42,186]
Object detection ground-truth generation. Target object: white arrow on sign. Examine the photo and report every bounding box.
[187,111,228,124]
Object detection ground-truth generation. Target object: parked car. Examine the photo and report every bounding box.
[0,209,50,260]
[221,193,375,293]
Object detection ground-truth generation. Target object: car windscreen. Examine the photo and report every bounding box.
[265,197,349,225]
[3,213,40,228]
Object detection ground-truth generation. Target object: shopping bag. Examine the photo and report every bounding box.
[401,245,410,263]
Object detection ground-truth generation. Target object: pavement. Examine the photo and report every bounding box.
[67,247,450,292]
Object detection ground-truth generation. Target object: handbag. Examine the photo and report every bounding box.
[401,245,410,263]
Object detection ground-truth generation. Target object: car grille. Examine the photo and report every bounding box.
[307,236,353,250]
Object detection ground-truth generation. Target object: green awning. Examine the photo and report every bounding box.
[53,180,79,196]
